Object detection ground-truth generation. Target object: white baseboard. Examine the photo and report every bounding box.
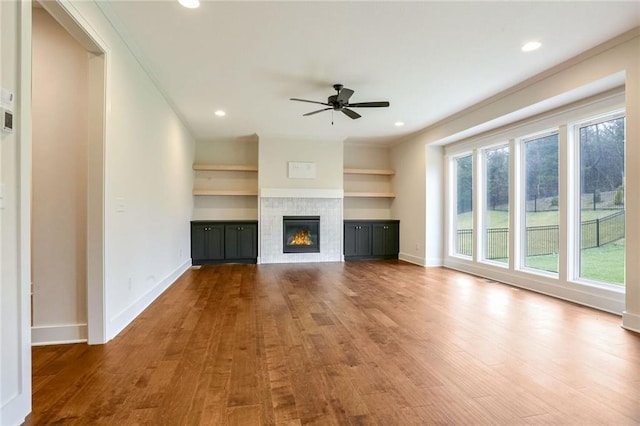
[108,260,191,340]
[424,257,444,267]
[444,257,625,315]
[31,323,87,346]
[0,396,30,426]
[622,311,640,334]
[399,252,426,266]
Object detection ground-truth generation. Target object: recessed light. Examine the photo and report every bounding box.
[214,110,226,117]
[394,121,405,127]
[178,0,200,9]
[521,41,541,52]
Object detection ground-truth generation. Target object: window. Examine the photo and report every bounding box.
[577,115,625,285]
[444,90,625,308]
[455,154,473,257]
[484,145,509,263]
[523,133,559,274]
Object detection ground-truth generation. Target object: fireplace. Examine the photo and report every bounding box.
[283,216,320,253]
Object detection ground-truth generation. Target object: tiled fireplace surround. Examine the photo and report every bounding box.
[259,189,343,264]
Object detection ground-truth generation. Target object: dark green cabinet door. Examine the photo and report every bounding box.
[344,223,372,257]
[372,222,399,256]
[344,223,359,257]
[225,224,257,259]
[191,224,208,261]
[191,223,224,262]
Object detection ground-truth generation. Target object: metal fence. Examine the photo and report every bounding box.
[456,210,625,259]
[521,190,624,213]
[581,210,625,249]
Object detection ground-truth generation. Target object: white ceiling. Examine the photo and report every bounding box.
[100,1,640,145]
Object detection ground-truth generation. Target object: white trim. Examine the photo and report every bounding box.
[444,87,625,156]
[42,0,111,345]
[444,257,624,314]
[399,252,429,266]
[259,188,343,199]
[4,2,34,426]
[31,324,88,346]
[107,260,191,340]
[622,311,640,334]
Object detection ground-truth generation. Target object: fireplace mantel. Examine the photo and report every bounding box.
[260,188,343,199]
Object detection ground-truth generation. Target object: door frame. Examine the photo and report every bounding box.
[31,0,109,344]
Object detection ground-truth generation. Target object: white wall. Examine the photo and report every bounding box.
[1,1,32,424]
[390,30,640,328]
[258,136,343,190]
[31,8,89,345]
[3,0,195,420]
[390,137,428,265]
[88,0,196,337]
[196,135,258,165]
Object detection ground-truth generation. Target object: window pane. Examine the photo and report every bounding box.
[579,117,625,285]
[485,146,509,263]
[455,155,473,257]
[524,134,559,273]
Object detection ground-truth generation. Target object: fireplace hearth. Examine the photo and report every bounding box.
[283,216,320,253]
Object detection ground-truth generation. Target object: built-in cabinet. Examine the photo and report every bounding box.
[344,220,399,260]
[191,221,258,264]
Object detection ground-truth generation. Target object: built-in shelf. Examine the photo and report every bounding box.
[343,167,395,199]
[193,164,258,197]
[344,192,396,198]
[343,168,395,176]
[193,189,258,196]
[193,164,258,172]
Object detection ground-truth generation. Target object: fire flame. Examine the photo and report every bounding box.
[288,228,313,246]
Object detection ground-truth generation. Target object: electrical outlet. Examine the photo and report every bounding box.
[116,197,126,213]
[415,243,420,252]
[127,277,132,291]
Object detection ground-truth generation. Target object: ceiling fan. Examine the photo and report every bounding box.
[290,84,390,120]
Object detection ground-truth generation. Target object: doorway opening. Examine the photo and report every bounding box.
[31,0,106,345]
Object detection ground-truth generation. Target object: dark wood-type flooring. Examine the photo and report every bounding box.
[28,261,640,425]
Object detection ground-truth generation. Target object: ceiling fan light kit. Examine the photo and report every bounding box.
[290,84,390,123]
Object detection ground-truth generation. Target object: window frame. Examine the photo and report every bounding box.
[480,142,510,267]
[568,109,626,290]
[518,128,561,278]
[449,152,474,259]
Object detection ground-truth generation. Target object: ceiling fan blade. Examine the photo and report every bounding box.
[347,101,390,108]
[341,108,361,119]
[303,108,332,116]
[337,88,354,103]
[290,98,331,106]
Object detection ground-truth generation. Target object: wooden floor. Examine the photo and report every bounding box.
[28,261,640,425]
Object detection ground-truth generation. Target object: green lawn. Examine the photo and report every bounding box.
[525,240,624,285]
[456,209,625,285]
